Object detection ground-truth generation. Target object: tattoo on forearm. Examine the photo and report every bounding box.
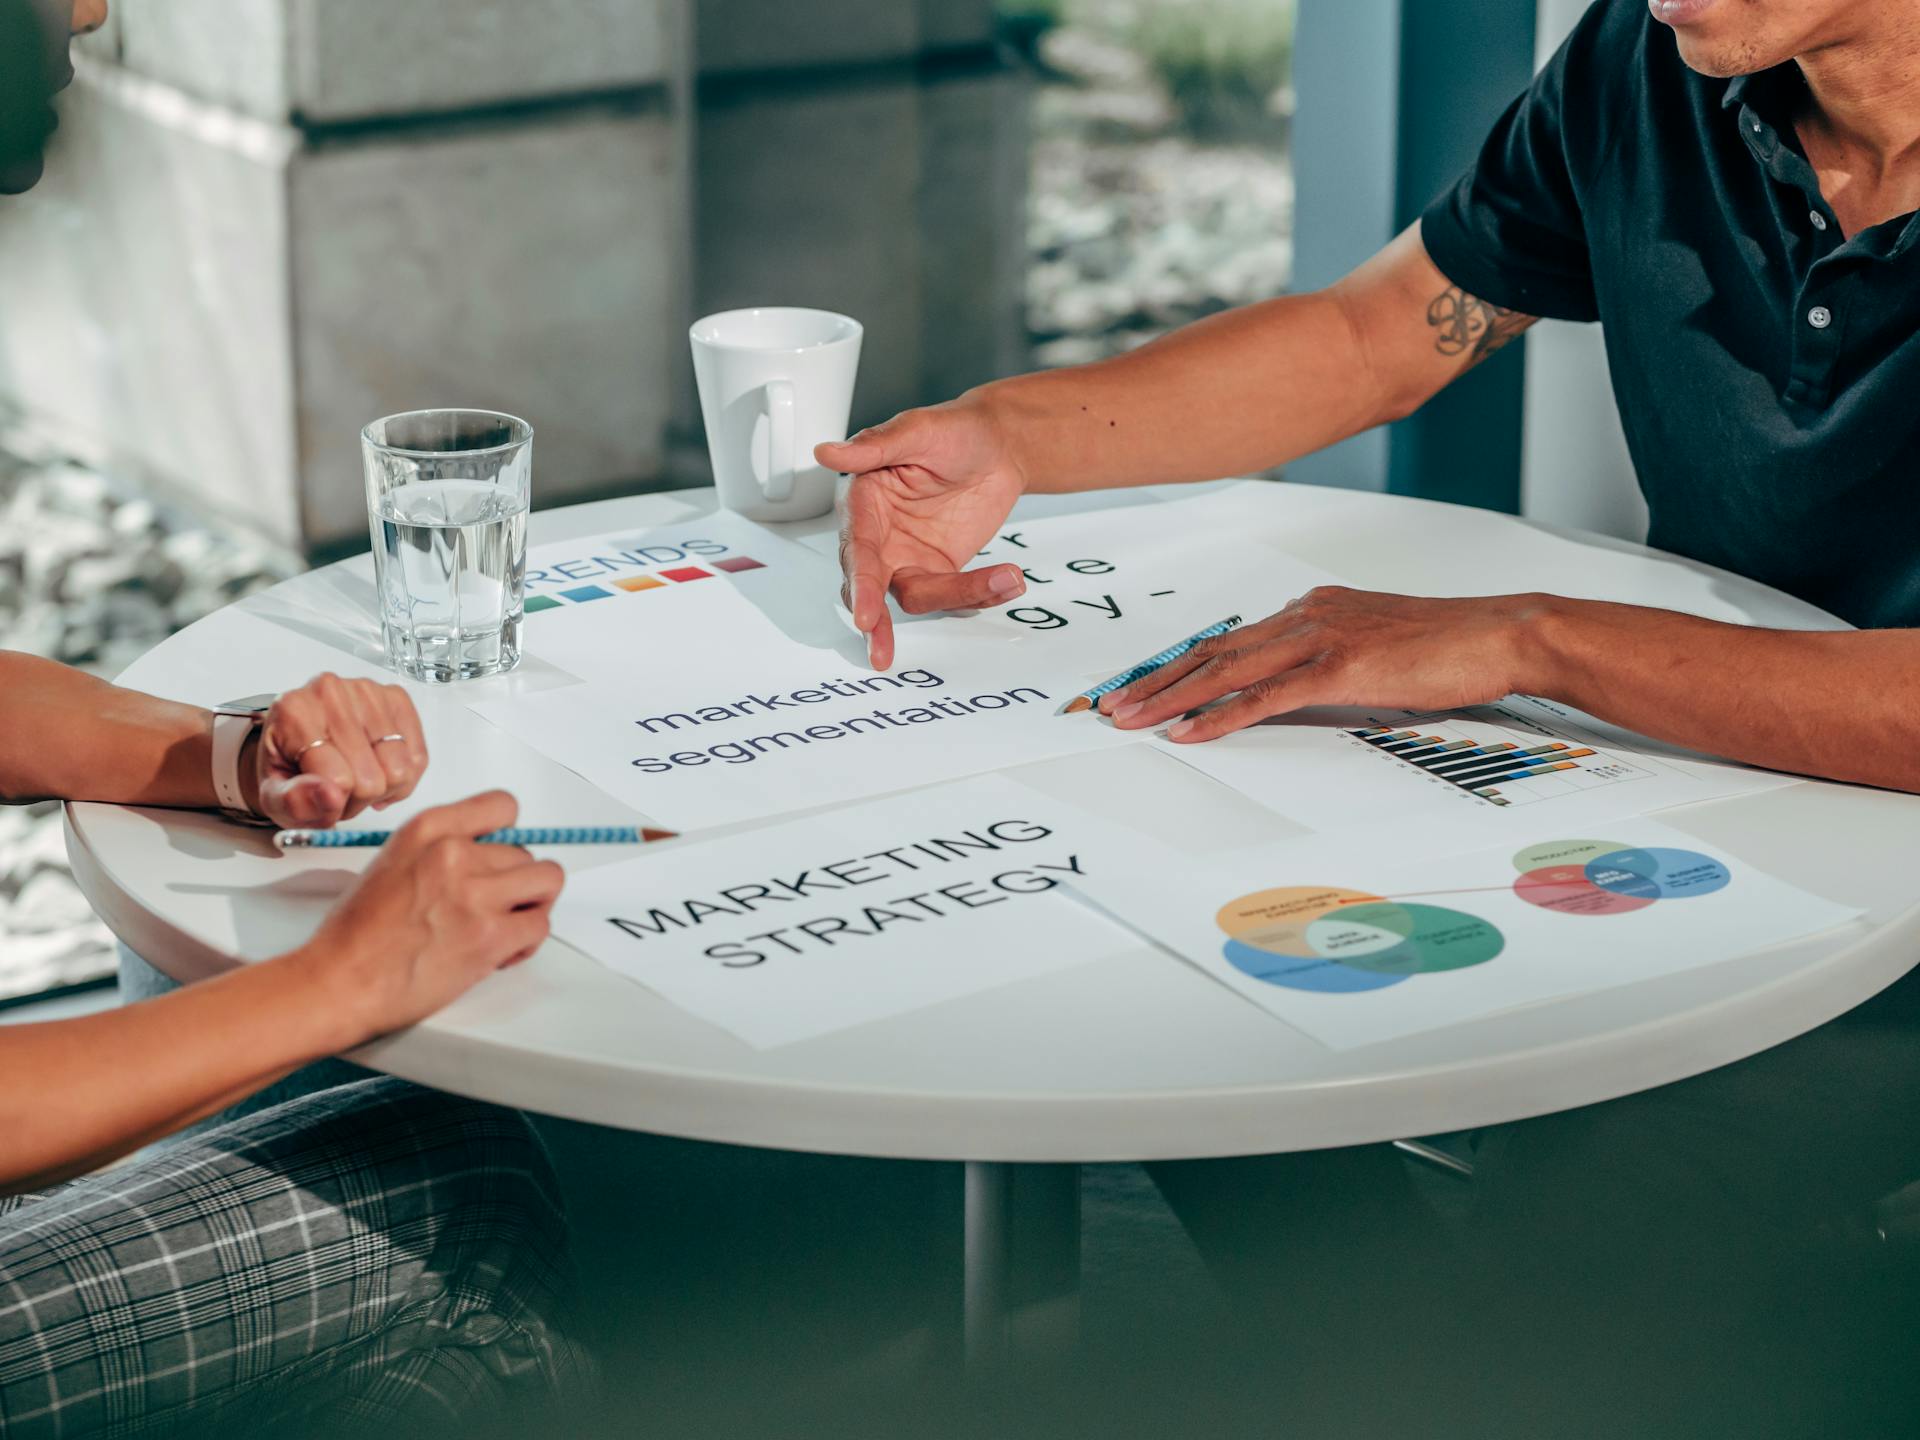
[1426,286,1534,368]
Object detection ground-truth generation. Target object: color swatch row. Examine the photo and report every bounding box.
[524,555,766,612]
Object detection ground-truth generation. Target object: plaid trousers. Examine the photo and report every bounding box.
[0,1077,590,1438]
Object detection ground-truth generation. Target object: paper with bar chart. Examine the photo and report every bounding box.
[1154,695,1779,848]
[1342,707,1654,808]
[1073,819,1863,1050]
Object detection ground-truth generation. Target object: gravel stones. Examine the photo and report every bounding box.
[0,437,296,1002]
[1025,16,1294,368]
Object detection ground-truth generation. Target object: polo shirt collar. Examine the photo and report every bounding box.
[1722,61,1807,124]
[1722,64,1814,184]
[1725,61,1920,258]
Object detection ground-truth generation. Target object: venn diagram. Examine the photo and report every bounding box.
[1216,887,1504,994]
[1217,839,1732,994]
[1510,840,1730,915]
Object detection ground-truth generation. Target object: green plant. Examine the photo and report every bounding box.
[1131,0,1295,143]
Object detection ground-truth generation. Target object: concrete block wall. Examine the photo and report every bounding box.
[288,111,677,543]
[110,0,672,121]
[696,0,996,75]
[0,1,682,552]
[693,0,1027,435]
[0,0,1028,554]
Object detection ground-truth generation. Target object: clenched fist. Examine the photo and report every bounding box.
[247,673,429,828]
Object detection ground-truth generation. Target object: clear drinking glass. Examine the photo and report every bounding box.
[362,409,532,683]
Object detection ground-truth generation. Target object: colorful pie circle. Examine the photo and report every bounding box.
[1216,886,1504,994]
[1512,841,1731,915]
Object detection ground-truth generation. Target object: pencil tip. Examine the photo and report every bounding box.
[1064,696,1092,714]
[641,827,678,842]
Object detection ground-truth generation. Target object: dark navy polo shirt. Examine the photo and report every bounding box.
[1420,0,1920,630]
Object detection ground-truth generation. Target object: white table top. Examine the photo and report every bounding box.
[67,482,1920,1161]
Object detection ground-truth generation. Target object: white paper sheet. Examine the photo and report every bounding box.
[546,775,1141,1047]
[478,513,1148,829]
[519,509,853,675]
[879,503,1350,677]
[1153,695,1795,851]
[1071,818,1863,1051]
[472,503,1343,830]
[471,625,1142,829]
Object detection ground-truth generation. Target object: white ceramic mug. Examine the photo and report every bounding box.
[689,307,863,522]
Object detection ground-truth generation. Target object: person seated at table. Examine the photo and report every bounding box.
[2,6,585,1436]
[822,0,1920,1428]
[0,656,585,1437]
[0,0,65,194]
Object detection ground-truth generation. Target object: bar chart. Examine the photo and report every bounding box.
[1344,705,1658,808]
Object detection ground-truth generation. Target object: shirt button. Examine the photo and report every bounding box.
[1810,210,1828,232]
[1807,305,1833,329]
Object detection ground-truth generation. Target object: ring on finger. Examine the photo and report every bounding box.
[293,737,331,761]
[373,734,408,746]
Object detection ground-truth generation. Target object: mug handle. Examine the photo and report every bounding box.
[760,380,796,503]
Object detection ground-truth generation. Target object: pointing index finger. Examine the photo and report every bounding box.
[839,480,896,636]
[866,597,896,671]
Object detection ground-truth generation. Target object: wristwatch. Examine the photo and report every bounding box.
[211,693,278,826]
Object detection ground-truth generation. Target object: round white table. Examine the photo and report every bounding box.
[66,480,1920,1365]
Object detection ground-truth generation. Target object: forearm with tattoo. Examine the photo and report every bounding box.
[1425,285,1535,368]
[938,230,1542,498]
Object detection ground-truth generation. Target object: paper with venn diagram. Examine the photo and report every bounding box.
[1071,818,1863,1051]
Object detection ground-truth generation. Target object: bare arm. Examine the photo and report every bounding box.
[0,793,563,1194]
[0,952,355,1191]
[0,659,538,1192]
[1528,600,1920,793]
[0,653,428,826]
[0,651,237,809]
[818,223,1536,666]
[1100,587,1920,795]
[991,223,1536,493]
[823,221,1913,794]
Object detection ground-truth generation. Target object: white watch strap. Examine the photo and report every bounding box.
[210,710,258,815]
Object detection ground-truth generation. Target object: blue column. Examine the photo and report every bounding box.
[1287,0,1538,511]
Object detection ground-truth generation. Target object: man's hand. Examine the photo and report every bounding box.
[292,791,562,1046]
[1104,587,1543,741]
[815,397,1031,670]
[249,673,428,828]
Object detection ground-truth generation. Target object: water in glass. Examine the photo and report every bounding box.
[376,478,528,683]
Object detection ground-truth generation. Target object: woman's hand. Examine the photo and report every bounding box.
[815,394,1032,670]
[0,790,559,1192]
[1103,587,1548,741]
[292,791,563,1046]
[249,673,428,827]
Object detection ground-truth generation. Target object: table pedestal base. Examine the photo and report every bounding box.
[960,1161,1081,1372]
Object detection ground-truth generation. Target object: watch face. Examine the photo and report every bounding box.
[215,694,278,716]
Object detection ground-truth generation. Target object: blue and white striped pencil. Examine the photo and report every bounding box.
[275,824,677,850]
[1063,615,1244,714]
